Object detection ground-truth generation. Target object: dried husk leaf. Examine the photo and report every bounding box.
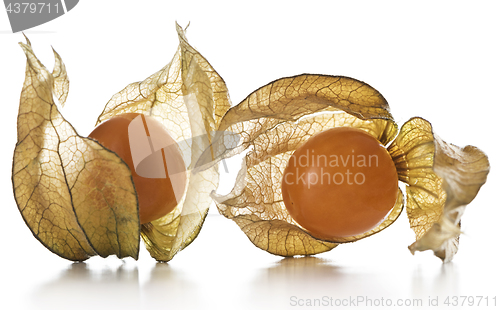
[12,40,140,261]
[212,74,404,256]
[211,74,397,163]
[96,24,231,261]
[388,117,489,262]
[51,48,69,107]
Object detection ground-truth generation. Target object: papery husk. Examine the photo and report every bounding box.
[96,24,231,261]
[12,38,140,261]
[212,74,405,256]
[388,117,489,262]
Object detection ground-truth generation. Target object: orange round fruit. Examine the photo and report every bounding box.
[89,113,186,224]
[281,127,399,240]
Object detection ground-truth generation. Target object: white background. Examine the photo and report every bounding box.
[1,1,499,309]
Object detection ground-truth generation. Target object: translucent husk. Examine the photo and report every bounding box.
[388,117,489,262]
[212,74,405,256]
[212,75,489,261]
[13,38,139,261]
[12,24,231,262]
[95,24,231,262]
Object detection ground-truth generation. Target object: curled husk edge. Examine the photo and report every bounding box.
[13,25,231,262]
[13,38,140,261]
[95,24,231,262]
[211,74,405,256]
[388,117,489,262]
[211,74,489,261]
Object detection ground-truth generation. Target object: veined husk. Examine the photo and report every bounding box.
[388,117,489,262]
[13,38,139,261]
[95,24,231,262]
[212,74,489,261]
[212,74,405,256]
[12,24,231,262]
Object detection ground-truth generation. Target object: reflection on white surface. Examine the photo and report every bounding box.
[3,215,494,310]
[29,262,141,309]
[411,263,459,299]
